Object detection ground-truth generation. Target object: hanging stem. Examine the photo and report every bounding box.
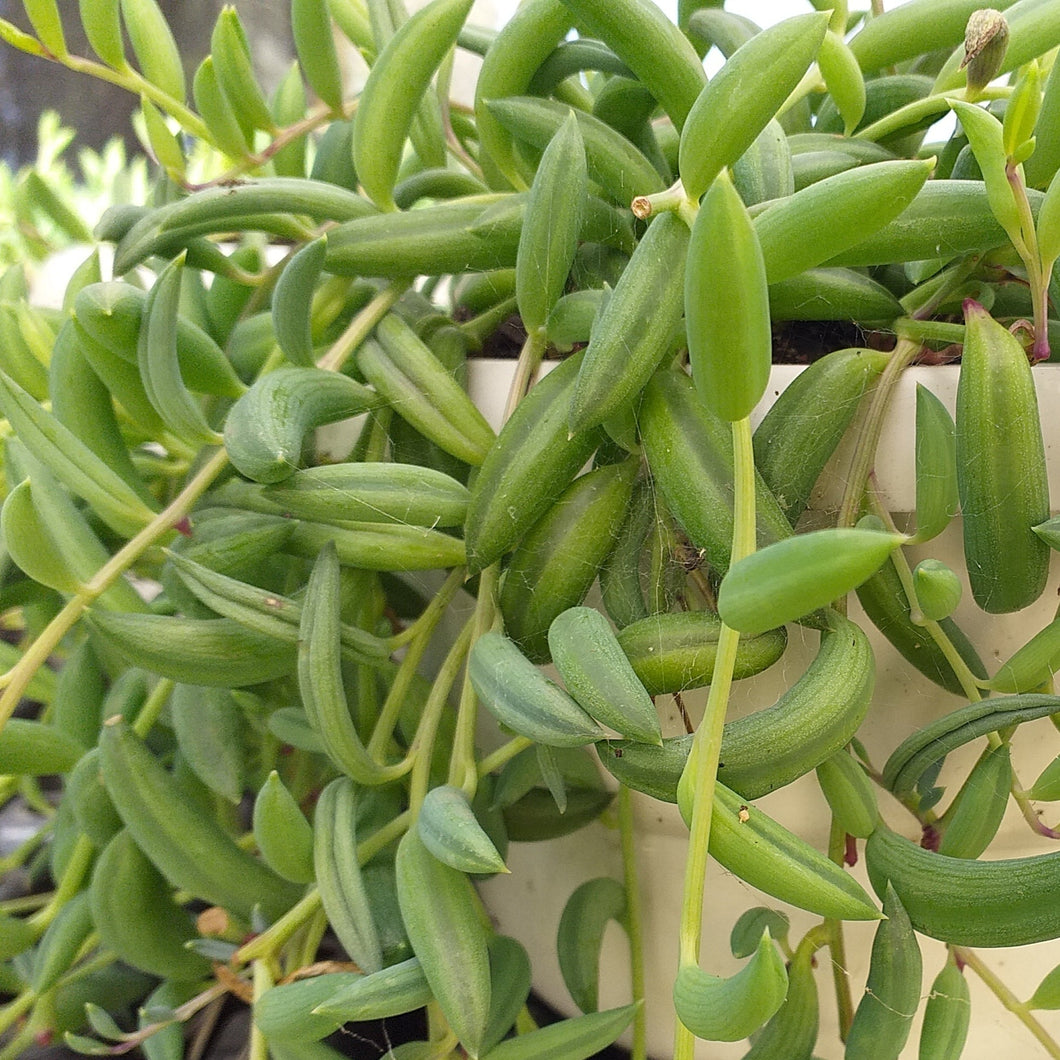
[826,819,855,1038]
[315,280,408,373]
[502,328,548,424]
[368,572,467,762]
[956,947,1060,1059]
[0,447,230,730]
[617,786,648,1060]
[447,564,499,795]
[836,337,920,532]
[408,617,475,814]
[673,416,756,1060]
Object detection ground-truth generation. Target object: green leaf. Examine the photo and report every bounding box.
[79,0,123,66]
[557,877,627,1013]
[516,110,587,334]
[755,159,932,284]
[482,936,532,1056]
[0,369,157,538]
[950,101,1022,243]
[1038,164,1060,269]
[22,0,66,56]
[480,1003,638,1060]
[817,28,865,136]
[913,383,958,543]
[912,559,962,623]
[418,784,508,875]
[395,830,491,1057]
[121,0,184,100]
[985,613,1060,693]
[729,907,789,959]
[673,932,787,1041]
[139,97,185,184]
[1003,59,1042,161]
[0,16,46,54]
[63,1035,115,1056]
[170,684,248,804]
[1029,755,1060,801]
[678,12,828,200]
[1029,964,1060,1010]
[686,170,771,422]
[717,527,906,634]
[84,1004,125,1040]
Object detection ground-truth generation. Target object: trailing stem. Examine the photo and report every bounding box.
[617,786,648,1060]
[673,416,756,1060]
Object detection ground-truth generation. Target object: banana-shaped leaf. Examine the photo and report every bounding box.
[673,931,787,1042]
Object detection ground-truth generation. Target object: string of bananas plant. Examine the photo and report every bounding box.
[1,0,1060,1058]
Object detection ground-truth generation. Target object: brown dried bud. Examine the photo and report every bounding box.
[961,9,1009,94]
[196,906,231,937]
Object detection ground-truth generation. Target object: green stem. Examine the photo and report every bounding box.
[0,1022,35,1060]
[315,280,408,373]
[0,991,35,1039]
[235,889,323,965]
[249,961,272,1060]
[956,946,1060,1059]
[448,564,498,794]
[358,810,411,864]
[836,337,920,532]
[57,53,213,143]
[501,329,548,425]
[1006,162,1051,360]
[458,296,518,352]
[867,495,985,703]
[0,447,230,731]
[476,736,534,777]
[673,417,756,1060]
[617,786,647,1060]
[386,566,465,650]
[894,318,966,346]
[826,819,855,1039]
[408,618,475,814]
[132,678,175,738]
[27,835,94,933]
[368,577,463,761]
[855,85,1007,143]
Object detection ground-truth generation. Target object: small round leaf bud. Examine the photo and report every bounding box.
[913,558,964,622]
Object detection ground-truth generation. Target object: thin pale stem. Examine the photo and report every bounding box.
[673,417,756,1060]
[408,618,475,814]
[836,338,920,532]
[0,448,230,730]
[368,576,465,761]
[315,280,408,373]
[956,946,1060,1059]
[0,991,35,1039]
[249,962,271,1060]
[131,678,175,738]
[826,819,855,1038]
[476,736,534,777]
[235,889,323,965]
[27,835,94,933]
[855,85,1008,143]
[617,786,648,1060]
[386,566,465,649]
[1006,163,1051,360]
[866,494,984,703]
[448,564,499,794]
[502,329,548,425]
[57,53,212,142]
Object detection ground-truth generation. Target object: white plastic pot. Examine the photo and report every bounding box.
[469,361,1060,1060]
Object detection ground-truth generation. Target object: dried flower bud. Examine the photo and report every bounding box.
[961,9,1009,94]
